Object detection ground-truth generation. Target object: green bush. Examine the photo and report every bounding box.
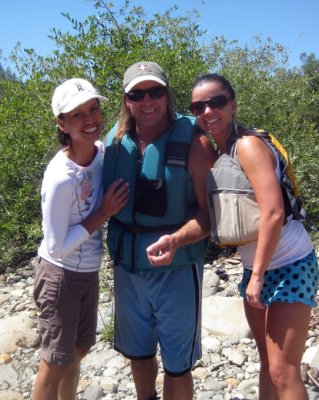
[0,1,318,271]
[100,314,115,343]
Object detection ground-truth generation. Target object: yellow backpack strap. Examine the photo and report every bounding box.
[245,128,305,222]
[268,133,300,198]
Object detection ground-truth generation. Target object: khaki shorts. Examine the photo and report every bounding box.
[34,257,99,365]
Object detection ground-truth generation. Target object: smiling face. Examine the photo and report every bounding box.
[191,80,237,144]
[125,80,169,135]
[57,98,103,147]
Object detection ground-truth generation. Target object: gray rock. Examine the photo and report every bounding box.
[82,383,104,400]
[0,256,317,400]
[236,377,259,394]
[0,293,12,304]
[0,364,18,386]
[202,296,252,339]
[303,344,319,368]
[203,269,220,297]
[227,349,248,367]
[197,391,217,400]
[0,391,24,400]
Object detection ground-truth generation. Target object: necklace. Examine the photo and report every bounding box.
[137,138,147,154]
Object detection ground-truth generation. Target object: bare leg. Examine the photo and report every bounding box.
[244,300,279,400]
[163,371,193,400]
[131,357,158,400]
[32,359,70,400]
[32,346,90,400]
[245,300,311,400]
[58,346,90,400]
[266,302,311,400]
[57,362,80,400]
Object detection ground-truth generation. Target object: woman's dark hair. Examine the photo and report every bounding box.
[56,115,71,148]
[192,73,236,100]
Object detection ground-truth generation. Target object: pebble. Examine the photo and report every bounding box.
[0,254,319,400]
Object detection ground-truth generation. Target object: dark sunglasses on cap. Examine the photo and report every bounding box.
[126,86,167,102]
[189,95,230,116]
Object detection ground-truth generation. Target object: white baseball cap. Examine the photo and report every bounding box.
[51,78,108,117]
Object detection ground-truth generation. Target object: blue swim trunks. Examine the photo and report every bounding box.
[113,262,203,376]
[238,250,319,307]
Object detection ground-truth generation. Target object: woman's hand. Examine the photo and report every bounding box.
[81,179,129,234]
[245,272,266,309]
[100,179,129,219]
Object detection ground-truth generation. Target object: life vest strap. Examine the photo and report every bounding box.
[112,218,183,234]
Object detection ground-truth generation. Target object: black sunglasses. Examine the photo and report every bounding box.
[189,95,230,116]
[126,86,167,102]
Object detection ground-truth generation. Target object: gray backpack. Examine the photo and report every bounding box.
[207,123,307,247]
[207,148,259,247]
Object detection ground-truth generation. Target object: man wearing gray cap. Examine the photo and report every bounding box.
[103,62,217,400]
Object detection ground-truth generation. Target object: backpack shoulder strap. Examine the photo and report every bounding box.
[226,123,252,158]
[235,126,306,222]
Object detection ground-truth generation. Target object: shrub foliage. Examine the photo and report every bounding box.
[0,0,318,271]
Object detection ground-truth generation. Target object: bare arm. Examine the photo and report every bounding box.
[237,136,285,308]
[146,133,217,266]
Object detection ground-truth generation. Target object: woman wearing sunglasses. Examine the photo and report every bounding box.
[190,73,318,400]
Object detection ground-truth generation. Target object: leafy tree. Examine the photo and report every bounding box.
[300,52,319,90]
[299,52,319,130]
[0,78,55,269]
[0,0,318,271]
[0,63,16,82]
[0,1,210,271]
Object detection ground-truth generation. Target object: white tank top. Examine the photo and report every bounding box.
[237,141,313,269]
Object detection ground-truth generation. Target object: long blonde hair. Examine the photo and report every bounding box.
[115,87,176,141]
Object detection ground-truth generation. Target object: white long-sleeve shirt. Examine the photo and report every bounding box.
[38,141,104,272]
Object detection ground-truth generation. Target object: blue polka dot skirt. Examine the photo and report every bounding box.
[238,250,319,307]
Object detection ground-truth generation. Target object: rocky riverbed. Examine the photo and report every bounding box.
[0,251,319,400]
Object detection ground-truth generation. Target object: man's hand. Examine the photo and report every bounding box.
[146,235,176,266]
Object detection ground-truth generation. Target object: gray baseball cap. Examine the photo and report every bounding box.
[123,61,168,93]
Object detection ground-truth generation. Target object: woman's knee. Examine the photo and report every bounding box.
[38,359,71,383]
[268,361,299,390]
[74,346,91,362]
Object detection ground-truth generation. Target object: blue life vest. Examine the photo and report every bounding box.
[102,115,208,274]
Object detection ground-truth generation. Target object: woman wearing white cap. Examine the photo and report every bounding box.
[32,78,128,400]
